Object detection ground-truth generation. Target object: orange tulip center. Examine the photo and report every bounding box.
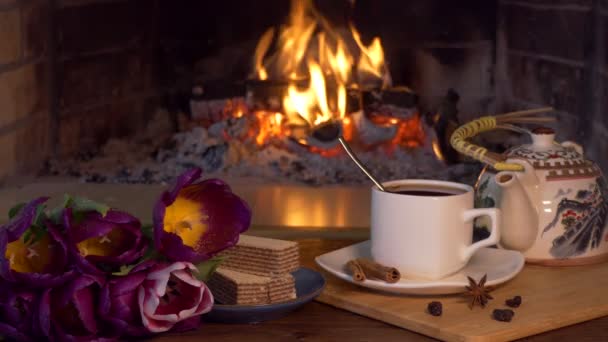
[77,228,131,257]
[163,196,208,248]
[5,232,59,273]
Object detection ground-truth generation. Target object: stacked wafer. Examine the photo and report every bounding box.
[218,235,300,276]
[208,235,299,305]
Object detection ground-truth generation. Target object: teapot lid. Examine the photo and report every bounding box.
[506,127,600,180]
[528,127,557,148]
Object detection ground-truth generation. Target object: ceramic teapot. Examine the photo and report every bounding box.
[451,116,608,265]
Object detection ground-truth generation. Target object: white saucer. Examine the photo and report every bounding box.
[315,240,525,295]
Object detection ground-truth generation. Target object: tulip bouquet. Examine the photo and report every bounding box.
[0,168,252,341]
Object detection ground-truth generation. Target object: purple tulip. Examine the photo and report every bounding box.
[153,168,252,263]
[98,262,156,337]
[64,208,148,275]
[2,197,48,241]
[38,273,115,341]
[137,261,213,333]
[0,283,37,341]
[0,198,75,287]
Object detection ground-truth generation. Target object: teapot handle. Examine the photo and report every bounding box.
[449,117,525,172]
[561,141,584,155]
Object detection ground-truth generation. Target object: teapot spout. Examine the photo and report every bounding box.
[495,168,539,252]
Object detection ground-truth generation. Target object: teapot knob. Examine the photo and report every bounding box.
[530,127,556,148]
[561,141,584,155]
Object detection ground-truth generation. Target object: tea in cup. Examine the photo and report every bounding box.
[371,179,501,280]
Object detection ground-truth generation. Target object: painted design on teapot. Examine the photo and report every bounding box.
[507,145,602,182]
[542,177,608,258]
[509,146,580,161]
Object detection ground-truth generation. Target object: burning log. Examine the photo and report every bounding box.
[189,84,247,127]
[245,79,292,112]
[361,86,418,120]
[246,79,362,114]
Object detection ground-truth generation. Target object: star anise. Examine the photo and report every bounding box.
[465,274,493,309]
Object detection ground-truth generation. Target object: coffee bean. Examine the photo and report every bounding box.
[505,296,522,308]
[427,301,442,316]
[492,309,514,322]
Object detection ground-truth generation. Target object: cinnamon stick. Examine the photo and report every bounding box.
[346,260,366,282]
[355,258,401,283]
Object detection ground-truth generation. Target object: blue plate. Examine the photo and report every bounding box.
[203,267,325,324]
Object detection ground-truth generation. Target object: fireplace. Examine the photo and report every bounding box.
[0,0,607,188]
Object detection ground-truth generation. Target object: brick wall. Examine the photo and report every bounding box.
[596,0,608,168]
[55,0,161,156]
[0,0,51,183]
[497,0,608,170]
[0,0,170,182]
[52,0,284,157]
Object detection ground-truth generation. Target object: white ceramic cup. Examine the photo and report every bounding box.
[371,179,501,280]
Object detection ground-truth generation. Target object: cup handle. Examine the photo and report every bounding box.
[460,208,501,263]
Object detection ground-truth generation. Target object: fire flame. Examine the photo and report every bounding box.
[432,137,446,162]
[351,26,391,88]
[275,0,316,79]
[254,28,275,80]
[252,0,389,128]
[321,37,353,85]
[243,0,436,160]
[283,61,337,126]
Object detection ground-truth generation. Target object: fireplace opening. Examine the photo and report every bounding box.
[1,0,607,188]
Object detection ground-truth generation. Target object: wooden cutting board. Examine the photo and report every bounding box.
[315,262,608,342]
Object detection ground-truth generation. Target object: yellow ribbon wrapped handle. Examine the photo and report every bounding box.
[449,116,524,171]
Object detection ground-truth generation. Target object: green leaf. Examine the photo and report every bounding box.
[141,242,157,259]
[62,193,72,207]
[22,229,33,245]
[195,256,226,282]
[64,195,110,217]
[33,226,47,243]
[71,211,87,226]
[32,204,47,227]
[141,223,154,240]
[112,264,137,276]
[47,207,63,225]
[23,225,48,246]
[8,203,25,219]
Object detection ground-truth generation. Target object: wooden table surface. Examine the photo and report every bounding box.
[155,238,608,342]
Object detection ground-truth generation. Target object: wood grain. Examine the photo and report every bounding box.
[316,243,608,342]
[151,239,608,342]
[526,252,608,266]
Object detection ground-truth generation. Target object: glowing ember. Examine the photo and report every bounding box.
[254,112,287,146]
[342,116,354,141]
[392,115,426,148]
